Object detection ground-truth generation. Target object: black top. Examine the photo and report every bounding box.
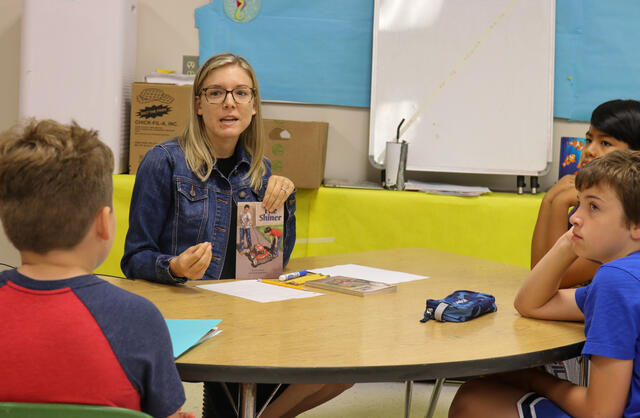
[216,156,237,279]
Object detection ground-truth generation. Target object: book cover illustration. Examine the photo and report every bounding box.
[305,275,397,297]
[235,201,284,280]
[559,137,585,178]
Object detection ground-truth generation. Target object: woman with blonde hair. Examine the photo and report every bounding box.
[122,53,350,417]
[123,52,295,283]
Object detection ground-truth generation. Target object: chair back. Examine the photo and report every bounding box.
[0,402,152,418]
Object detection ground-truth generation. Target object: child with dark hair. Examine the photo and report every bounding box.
[264,226,283,256]
[531,99,640,288]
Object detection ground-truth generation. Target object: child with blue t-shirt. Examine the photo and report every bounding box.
[449,149,640,418]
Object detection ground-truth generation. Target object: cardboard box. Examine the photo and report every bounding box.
[129,82,191,173]
[263,119,328,189]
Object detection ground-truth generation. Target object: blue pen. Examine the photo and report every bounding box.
[279,270,308,281]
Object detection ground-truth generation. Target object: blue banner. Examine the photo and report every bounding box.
[196,2,640,116]
[554,1,640,121]
[195,0,374,107]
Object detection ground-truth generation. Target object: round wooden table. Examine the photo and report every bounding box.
[104,248,585,417]
[104,248,584,382]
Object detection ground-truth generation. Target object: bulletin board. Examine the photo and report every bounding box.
[195,0,374,107]
[369,0,556,175]
[554,0,640,121]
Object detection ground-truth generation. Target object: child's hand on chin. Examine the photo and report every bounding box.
[555,227,579,254]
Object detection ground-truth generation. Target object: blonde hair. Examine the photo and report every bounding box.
[180,53,267,191]
[0,119,113,253]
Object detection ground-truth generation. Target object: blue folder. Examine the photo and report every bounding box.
[165,318,222,358]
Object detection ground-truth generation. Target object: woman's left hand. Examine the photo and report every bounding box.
[263,175,294,211]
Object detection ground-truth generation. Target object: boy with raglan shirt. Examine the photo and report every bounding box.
[0,119,193,418]
[449,149,640,417]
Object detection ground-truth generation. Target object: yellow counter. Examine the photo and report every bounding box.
[97,175,543,277]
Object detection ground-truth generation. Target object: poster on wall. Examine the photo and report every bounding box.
[195,0,374,107]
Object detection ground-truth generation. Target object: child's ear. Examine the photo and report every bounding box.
[95,206,113,242]
[631,222,640,240]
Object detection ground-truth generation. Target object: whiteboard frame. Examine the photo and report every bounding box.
[369,0,555,176]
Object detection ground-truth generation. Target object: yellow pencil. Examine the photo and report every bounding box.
[260,279,303,290]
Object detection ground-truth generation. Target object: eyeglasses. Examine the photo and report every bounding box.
[200,87,255,104]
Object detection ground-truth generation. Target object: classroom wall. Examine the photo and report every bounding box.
[0,0,589,192]
[0,0,21,136]
[0,0,21,267]
[0,0,592,266]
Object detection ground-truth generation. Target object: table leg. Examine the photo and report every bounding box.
[256,384,282,418]
[241,383,257,418]
[425,378,445,418]
[202,382,239,418]
[404,380,413,418]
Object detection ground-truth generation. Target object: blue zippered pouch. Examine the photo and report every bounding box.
[420,290,497,323]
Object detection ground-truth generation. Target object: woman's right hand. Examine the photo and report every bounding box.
[170,242,212,280]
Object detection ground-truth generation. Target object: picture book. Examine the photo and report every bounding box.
[261,273,329,290]
[164,319,222,359]
[235,201,284,280]
[305,275,397,297]
[559,137,585,178]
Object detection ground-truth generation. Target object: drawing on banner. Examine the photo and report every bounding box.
[224,0,261,23]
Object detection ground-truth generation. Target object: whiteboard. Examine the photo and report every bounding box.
[369,0,555,175]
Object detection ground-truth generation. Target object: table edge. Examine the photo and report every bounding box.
[177,341,585,384]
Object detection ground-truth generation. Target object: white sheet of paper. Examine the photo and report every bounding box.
[404,180,491,196]
[197,280,322,303]
[309,264,427,284]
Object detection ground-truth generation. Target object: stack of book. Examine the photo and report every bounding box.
[263,273,397,297]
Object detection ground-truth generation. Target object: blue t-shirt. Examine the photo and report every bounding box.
[575,251,640,417]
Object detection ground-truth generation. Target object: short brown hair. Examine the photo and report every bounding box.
[0,119,114,253]
[575,149,640,225]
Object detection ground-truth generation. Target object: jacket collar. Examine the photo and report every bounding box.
[234,142,252,167]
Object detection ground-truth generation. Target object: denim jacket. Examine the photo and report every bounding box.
[121,138,296,283]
